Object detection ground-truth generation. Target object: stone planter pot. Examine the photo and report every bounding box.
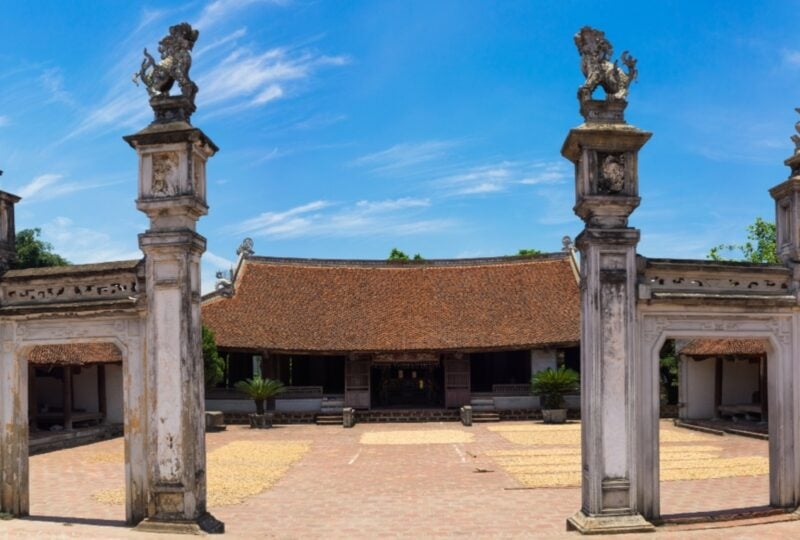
[542,408,567,424]
[248,412,274,429]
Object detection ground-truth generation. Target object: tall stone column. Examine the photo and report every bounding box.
[124,21,222,534]
[564,27,654,534]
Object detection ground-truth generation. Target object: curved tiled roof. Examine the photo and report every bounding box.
[678,338,768,357]
[28,342,123,365]
[202,254,580,353]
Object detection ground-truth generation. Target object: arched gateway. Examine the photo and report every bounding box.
[0,23,222,533]
[566,27,800,533]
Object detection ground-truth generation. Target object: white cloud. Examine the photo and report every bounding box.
[40,217,142,264]
[436,160,568,196]
[40,68,74,106]
[232,198,452,239]
[17,174,62,199]
[198,46,348,113]
[194,0,288,31]
[15,173,122,203]
[0,115,9,127]
[351,141,456,173]
[784,49,800,67]
[195,27,247,57]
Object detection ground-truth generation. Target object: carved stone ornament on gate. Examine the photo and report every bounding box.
[574,26,637,105]
[598,154,625,193]
[132,22,200,124]
[151,152,178,196]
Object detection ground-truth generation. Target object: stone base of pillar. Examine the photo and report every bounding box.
[566,510,655,535]
[134,513,224,535]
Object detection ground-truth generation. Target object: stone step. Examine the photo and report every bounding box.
[316,415,343,425]
[472,413,500,423]
[470,398,494,405]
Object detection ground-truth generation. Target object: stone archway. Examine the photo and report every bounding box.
[1,22,220,534]
[634,311,798,519]
[563,27,800,534]
[1,318,148,523]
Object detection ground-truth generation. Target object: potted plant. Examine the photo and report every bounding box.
[235,376,285,428]
[531,367,580,424]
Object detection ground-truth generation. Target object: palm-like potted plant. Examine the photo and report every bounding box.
[531,367,580,424]
[235,376,286,428]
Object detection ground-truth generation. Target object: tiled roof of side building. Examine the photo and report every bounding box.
[678,338,768,357]
[201,253,580,353]
[28,342,123,365]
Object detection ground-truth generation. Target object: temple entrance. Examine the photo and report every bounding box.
[370,356,444,408]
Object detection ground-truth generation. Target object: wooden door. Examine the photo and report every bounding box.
[345,355,371,409]
[444,354,470,408]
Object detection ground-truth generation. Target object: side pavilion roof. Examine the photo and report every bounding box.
[202,253,580,354]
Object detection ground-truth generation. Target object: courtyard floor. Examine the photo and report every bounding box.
[2,420,799,539]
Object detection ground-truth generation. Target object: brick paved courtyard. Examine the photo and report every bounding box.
[1,420,798,539]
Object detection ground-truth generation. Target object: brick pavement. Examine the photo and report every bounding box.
[0,420,798,539]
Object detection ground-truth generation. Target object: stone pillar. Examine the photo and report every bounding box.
[124,116,222,533]
[770,109,800,278]
[562,98,652,533]
[0,191,21,271]
[0,322,28,517]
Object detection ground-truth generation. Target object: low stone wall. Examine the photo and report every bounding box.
[357,409,461,423]
[223,411,317,425]
[220,406,678,425]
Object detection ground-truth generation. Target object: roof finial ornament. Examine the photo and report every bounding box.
[574,26,637,123]
[562,235,574,252]
[236,237,254,258]
[133,22,199,124]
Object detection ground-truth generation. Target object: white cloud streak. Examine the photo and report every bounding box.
[16,173,122,202]
[436,160,568,196]
[351,141,456,173]
[231,198,450,239]
[42,217,142,264]
[194,0,289,31]
[198,47,348,113]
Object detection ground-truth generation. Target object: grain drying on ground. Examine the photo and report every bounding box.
[92,440,310,506]
[488,422,712,446]
[486,422,768,488]
[360,429,473,445]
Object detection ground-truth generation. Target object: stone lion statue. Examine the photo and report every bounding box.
[134,22,199,105]
[574,26,637,104]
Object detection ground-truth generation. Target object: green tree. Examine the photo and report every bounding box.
[14,228,69,269]
[388,248,423,261]
[708,217,779,264]
[203,325,225,387]
[517,248,543,256]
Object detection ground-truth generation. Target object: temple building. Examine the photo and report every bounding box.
[676,338,768,423]
[201,244,580,420]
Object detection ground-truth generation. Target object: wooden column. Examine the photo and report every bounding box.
[28,364,37,431]
[62,366,73,430]
[97,364,107,423]
[714,357,723,417]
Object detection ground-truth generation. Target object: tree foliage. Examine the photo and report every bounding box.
[202,325,225,387]
[14,228,69,269]
[388,248,423,261]
[517,248,543,256]
[708,217,779,264]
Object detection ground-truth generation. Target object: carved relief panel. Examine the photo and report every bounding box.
[151,152,179,196]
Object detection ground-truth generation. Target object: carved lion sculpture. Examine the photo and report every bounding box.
[134,22,199,105]
[574,26,637,104]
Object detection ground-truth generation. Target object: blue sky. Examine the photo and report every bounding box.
[1,0,799,291]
